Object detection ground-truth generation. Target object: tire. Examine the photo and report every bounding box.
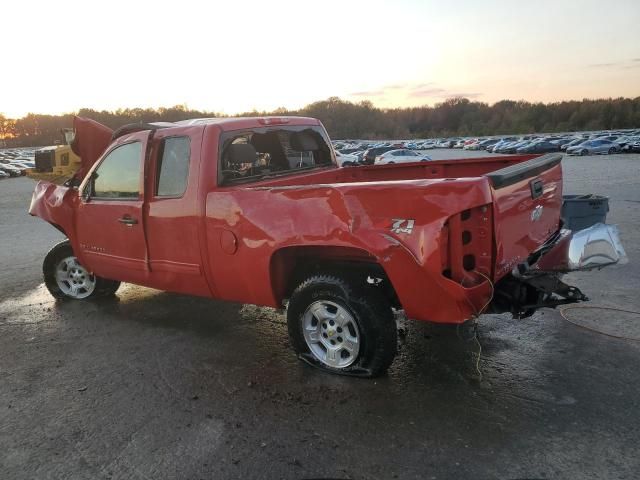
[286,275,397,377]
[43,240,121,300]
[580,149,588,156]
[608,147,616,154]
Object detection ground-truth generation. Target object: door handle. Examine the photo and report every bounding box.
[530,179,544,199]
[118,216,138,226]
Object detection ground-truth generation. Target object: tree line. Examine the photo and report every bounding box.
[2,96,640,147]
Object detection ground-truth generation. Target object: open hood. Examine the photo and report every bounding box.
[70,116,113,181]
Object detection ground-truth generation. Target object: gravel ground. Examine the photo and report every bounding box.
[1,152,639,480]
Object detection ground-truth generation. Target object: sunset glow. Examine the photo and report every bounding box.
[1,0,639,118]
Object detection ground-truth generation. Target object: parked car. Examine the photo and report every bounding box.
[560,137,588,151]
[516,141,560,154]
[0,164,23,177]
[621,137,640,153]
[11,161,34,169]
[628,140,640,153]
[465,138,498,151]
[566,139,620,156]
[496,138,535,154]
[463,140,482,150]
[0,170,9,179]
[612,136,635,149]
[362,146,396,164]
[419,141,437,149]
[375,149,432,164]
[335,151,359,166]
[28,116,625,377]
[436,138,458,148]
[488,137,517,153]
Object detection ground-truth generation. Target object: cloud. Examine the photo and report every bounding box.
[588,58,640,69]
[349,82,483,102]
[413,82,437,89]
[588,62,621,68]
[408,85,482,99]
[350,90,386,97]
[444,92,483,99]
[349,82,414,97]
[409,87,447,97]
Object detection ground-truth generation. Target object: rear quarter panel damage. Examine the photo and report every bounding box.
[205,177,494,323]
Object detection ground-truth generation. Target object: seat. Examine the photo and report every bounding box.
[290,131,320,151]
[226,143,258,165]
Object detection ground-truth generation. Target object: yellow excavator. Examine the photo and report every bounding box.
[27,128,82,184]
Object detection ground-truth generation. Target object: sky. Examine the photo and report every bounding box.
[1,0,639,118]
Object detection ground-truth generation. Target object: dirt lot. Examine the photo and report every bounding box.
[1,153,639,480]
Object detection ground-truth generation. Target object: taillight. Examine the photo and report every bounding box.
[441,205,493,286]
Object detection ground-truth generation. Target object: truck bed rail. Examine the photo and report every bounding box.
[486,153,562,189]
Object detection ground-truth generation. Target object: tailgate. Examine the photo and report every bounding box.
[486,154,563,280]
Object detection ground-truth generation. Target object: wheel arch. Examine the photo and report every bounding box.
[269,245,401,308]
[48,222,68,237]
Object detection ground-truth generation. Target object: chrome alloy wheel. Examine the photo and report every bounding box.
[55,256,96,299]
[302,300,360,368]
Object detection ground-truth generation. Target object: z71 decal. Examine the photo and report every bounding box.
[391,218,415,234]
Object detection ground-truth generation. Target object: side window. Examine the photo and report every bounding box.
[156,137,190,197]
[93,142,142,199]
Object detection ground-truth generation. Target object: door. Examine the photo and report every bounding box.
[75,132,150,284]
[143,127,211,296]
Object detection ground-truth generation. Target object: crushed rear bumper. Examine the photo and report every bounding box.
[495,223,627,316]
[518,223,627,275]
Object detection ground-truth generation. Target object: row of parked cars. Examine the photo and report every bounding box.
[333,128,640,165]
[0,148,36,179]
[464,132,640,155]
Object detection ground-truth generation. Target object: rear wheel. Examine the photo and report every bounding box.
[43,241,120,300]
[287,275,397,377]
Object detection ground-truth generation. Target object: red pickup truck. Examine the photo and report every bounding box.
[29,116,626,376]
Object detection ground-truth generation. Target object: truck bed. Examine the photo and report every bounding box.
[207,153,563,323]
[244,154,541,187]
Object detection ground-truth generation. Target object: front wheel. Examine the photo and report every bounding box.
[608,147,616,154]
[286,275,397,377]
[580,149,588,156]
[43,241,120,300]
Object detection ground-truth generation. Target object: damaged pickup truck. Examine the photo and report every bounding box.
[29,116,627,376]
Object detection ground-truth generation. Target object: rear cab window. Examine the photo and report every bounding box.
[218,126,333,185]
[156,136,190,197]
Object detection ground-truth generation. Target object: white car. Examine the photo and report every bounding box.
[375,149,432,165]
[334,151,359,166]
